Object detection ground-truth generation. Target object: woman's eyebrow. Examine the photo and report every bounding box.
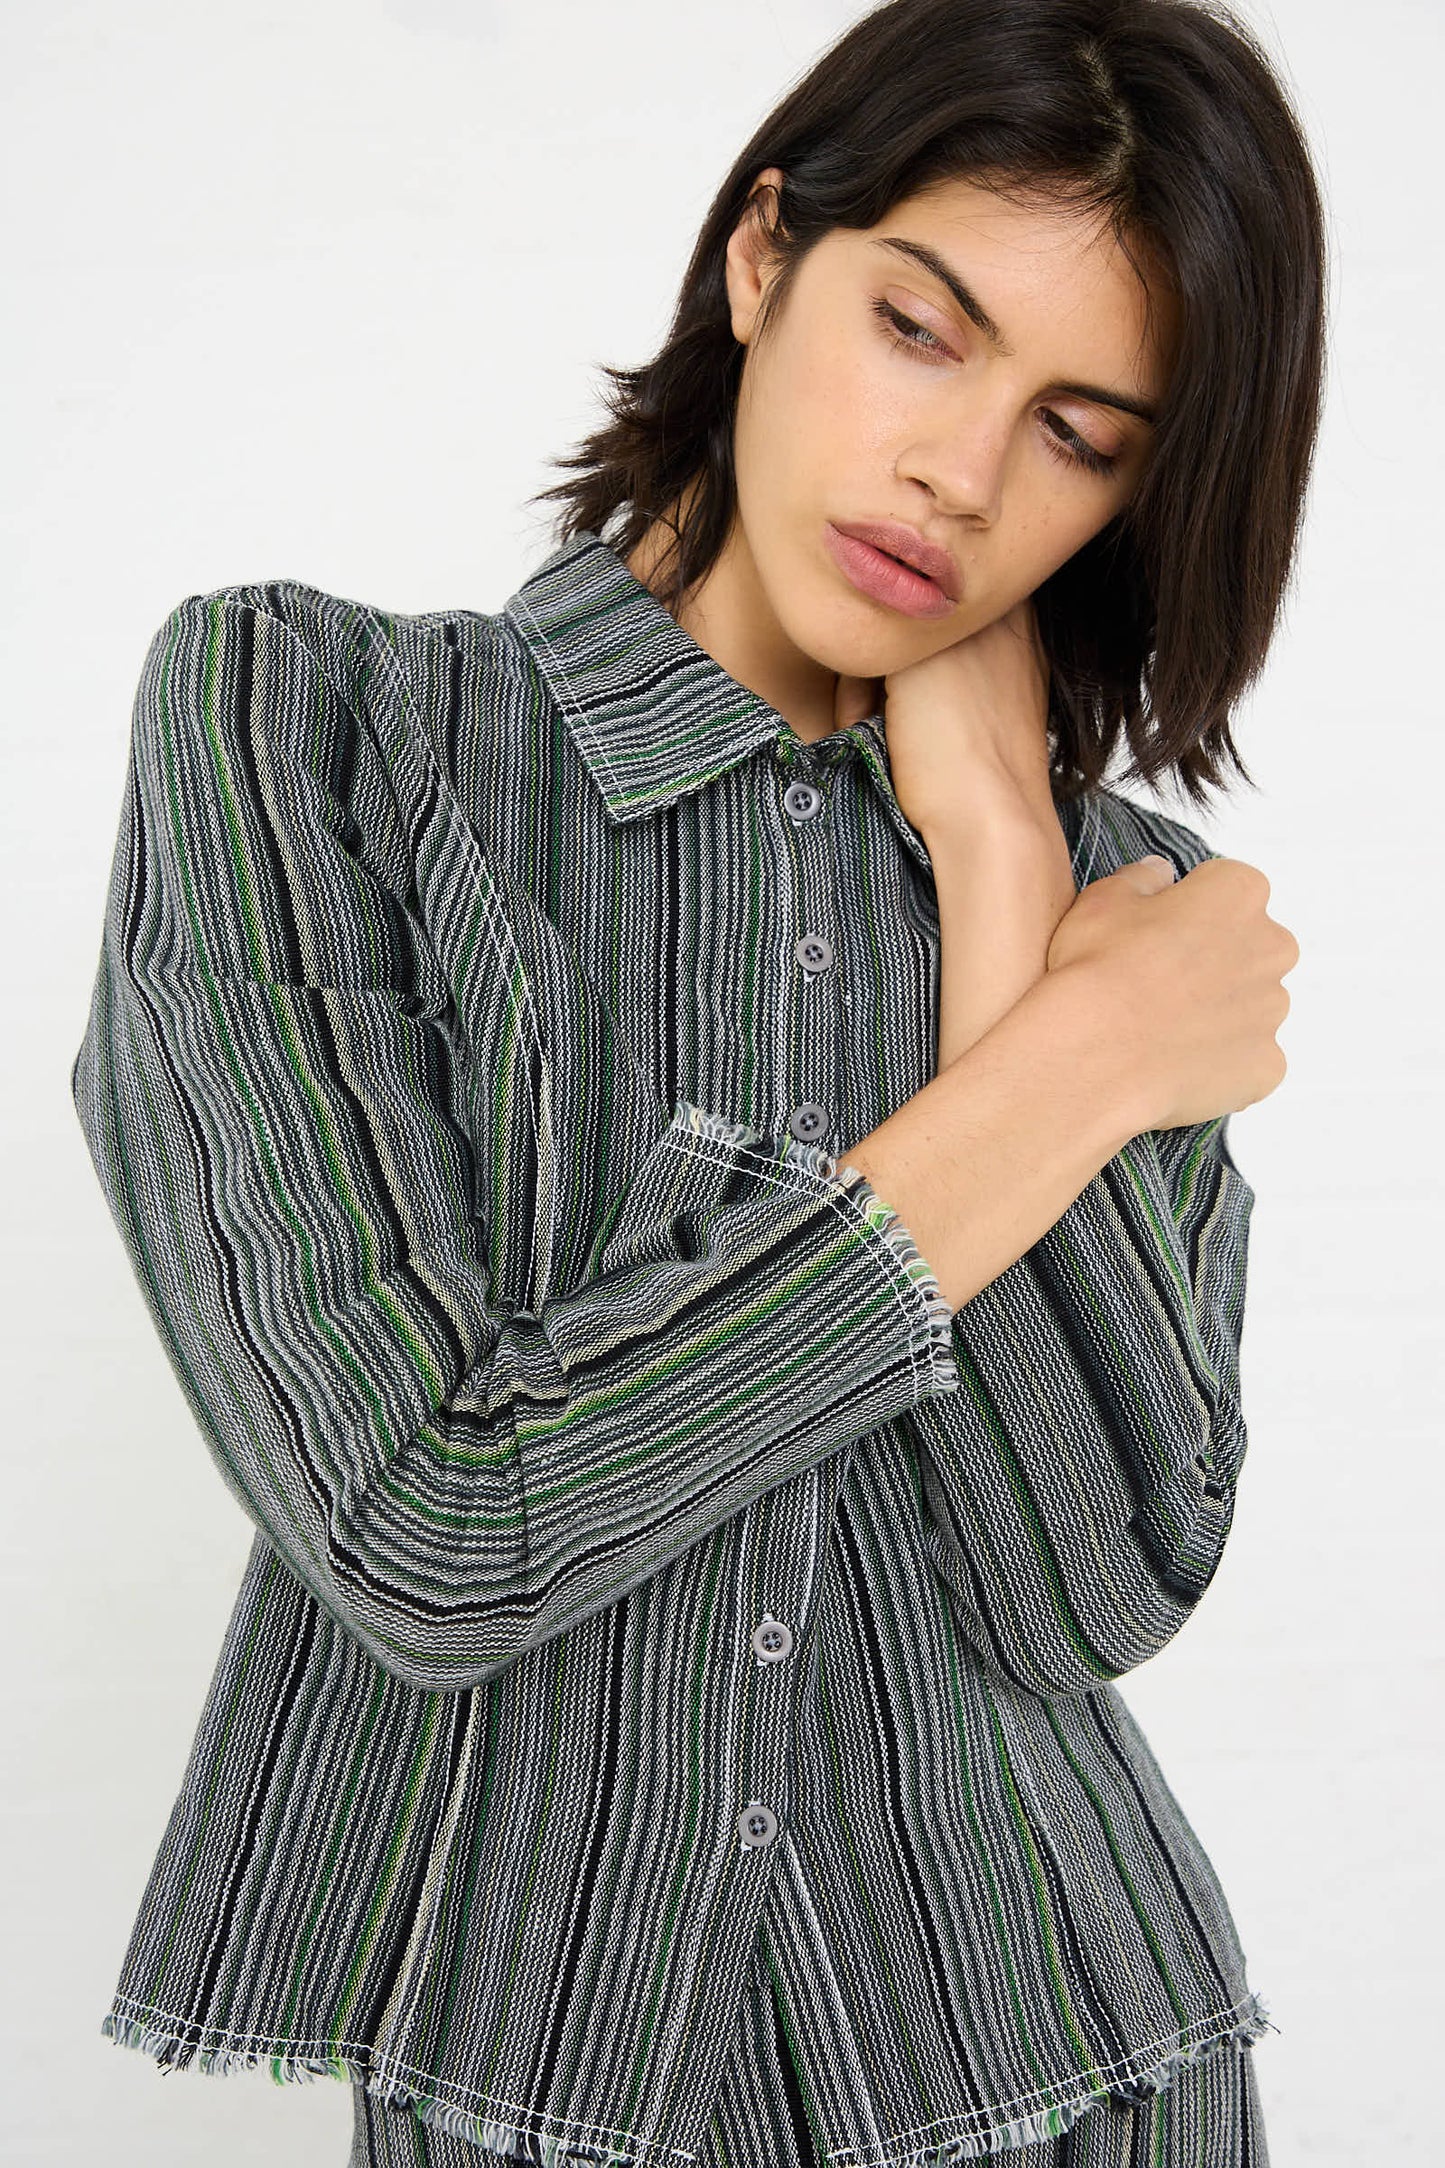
[871,235,1159,424]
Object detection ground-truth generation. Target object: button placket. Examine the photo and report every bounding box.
[729,742,847,1859]
[735,1598,797,1854]
[779,745,843,1161]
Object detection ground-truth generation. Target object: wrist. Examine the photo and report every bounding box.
[917,765,1059,856]
[987,961,1158,1156]
[923,787,1077,957]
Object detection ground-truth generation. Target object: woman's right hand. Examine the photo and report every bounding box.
[1046,852,1300,1132]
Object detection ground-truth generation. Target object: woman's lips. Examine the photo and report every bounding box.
[823,522,957,619]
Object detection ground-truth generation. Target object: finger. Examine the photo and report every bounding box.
[1126,853,1179,890]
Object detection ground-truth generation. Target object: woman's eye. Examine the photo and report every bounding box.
[869,294,951,357]
[870,294,1121,479]
[1040,410,1120,477]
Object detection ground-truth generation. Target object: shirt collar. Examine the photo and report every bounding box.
[502,529,938,873]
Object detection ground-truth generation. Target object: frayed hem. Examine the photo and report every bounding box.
[665,1097,959,1395]
[829,1155,959,1393]
[101,1992,1275,2167]
[829,1995,1276,2163]
[99,2008,664,2167]
[365,2078,644,2168]
[101,2009,363,2087]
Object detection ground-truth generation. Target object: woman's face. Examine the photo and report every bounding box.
[684,168,1175,727]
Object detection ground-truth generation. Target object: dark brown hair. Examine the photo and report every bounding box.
[530,0,1328,809]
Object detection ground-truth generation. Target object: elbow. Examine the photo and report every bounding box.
[925,1498,1237,1704]
[336,1566,616,1697]
[958,1589,1220,1703]
[353,1633,526,1697]
[331,1542,543,1694]
[329,1455,539,1696]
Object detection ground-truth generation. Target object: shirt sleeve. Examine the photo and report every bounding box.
[70,589,959,1692]
[899,1094,1255,1700]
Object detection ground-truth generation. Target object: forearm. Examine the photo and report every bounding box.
[836,961,1147,1316]
[922,792,1080,1071]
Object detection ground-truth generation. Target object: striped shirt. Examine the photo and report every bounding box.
[70,528,1269,2165]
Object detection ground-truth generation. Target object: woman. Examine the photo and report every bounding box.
[72,1,1316,2164]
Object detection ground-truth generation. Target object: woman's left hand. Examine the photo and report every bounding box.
[834,595,1055,839]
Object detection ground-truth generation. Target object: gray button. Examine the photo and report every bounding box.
[738,1801,780,1849]
[783,779,822,821]
[751,1614,794,1663]
[794,931,833,974]
[789,1103,830,1144]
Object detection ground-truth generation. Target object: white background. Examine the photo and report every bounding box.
[5,2,1440,2162]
